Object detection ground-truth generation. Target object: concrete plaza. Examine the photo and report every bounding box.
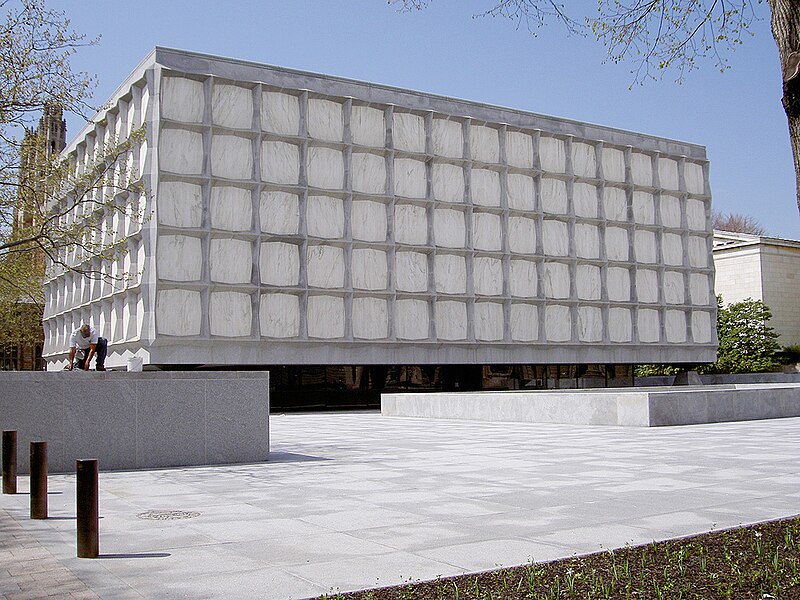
[1,411,799,599]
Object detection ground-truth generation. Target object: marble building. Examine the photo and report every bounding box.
[43,47,717,372]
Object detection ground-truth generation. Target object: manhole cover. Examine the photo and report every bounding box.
[137,510,200,521]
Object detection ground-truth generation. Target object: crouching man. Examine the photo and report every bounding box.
[66,324,107,371]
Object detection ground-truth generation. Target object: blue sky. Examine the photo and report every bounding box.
[52,0,798,238]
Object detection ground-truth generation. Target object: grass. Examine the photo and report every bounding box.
[318,516,800,599]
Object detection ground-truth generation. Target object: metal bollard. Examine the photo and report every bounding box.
[30,442,48,519]
[2,431,16,494]
[76,459,99,558]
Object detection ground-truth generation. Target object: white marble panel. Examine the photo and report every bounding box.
[603,187,628,221]
[259,242,299,286]
[307,98,343,142]
[665,310,687,343]
[506,131,533,169]
[432,163,464,202]
[351,105,385,147]
[211,135,253,180]
[470,126,500,163]
[686,199,707,231]
[435,301,467,340]
[633,192,655,224]
[307,245,344,288]
[210,186,252,231]
[261,141,300,184]
[161,77,204,123]
[663,232,683,266]
[210,292,252,337]
[307,195,344,239]
[664,271,685,304]
[602,148,625,182]
[690,273,710,305]
[261,91,300,135]
[394,158,427,198]
[432,119,462,158]
[260,191,299,234]
[508,217,536,254]
[545,305,571,342]
[394,204,428,245]
[435,254,466,294]
[631,153,653,186]
[434,208,465,248]
[156,289,201,336]
[158,182,203,228]
[609,307,632,342]
[638,309,660,343]
[510,304,538,341]
[259,293,299,338]
[542,220,568,256]
[539,136,565,173]
[605,227,629,262]
[543,262,570,298]
[396,299,429,340]
[636,269,659,303]
[160,129,203,174]
[688,236,708,267]
[510,260,537,297]
[541,178,568,214]
[577,264,601,300]
[471,169,501,207]
[210,239,252,284]
[395,251,428,292]
[212,84,253,129]
[572,142,596,178]
[352,297,388,339]
[575,224,599,259]
[393,112,426,153]
[507,174,535,211]
[473,257,503,295]
[352,152,387,194]
[692,311,713,343]
[352,248,387,290]
[658,157,679,191]
[634,230,656,263]
[573,183,598,218]
[307,295,344,339]
[352,200,387,242]
[307,146,344,189]
[685,162,705,194]
[157,235,202,281]
[475,302,503,341]
[473,213,502,251]
[578,306,603,342]
[607,267,631,301]
[660,195,681,228]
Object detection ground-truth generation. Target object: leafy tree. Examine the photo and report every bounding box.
[711,211,767,235]
[394,0,800,215]
[708,295,781,373]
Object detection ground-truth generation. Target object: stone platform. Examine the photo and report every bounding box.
[382,383,800,426]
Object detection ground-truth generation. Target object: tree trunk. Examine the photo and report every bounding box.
[767,0,800,215]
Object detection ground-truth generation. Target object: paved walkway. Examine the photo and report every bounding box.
[1,411,799,599]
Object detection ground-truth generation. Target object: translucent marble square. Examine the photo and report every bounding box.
[259,242,299,286]
[510,260,537,297]
[575,224,599,259]
[471,169,501,207]
[664,271,685,304]
[470,125,500,163]
[396,299,429,340]
[394,158,427,198]
[393,112,426,153]
[261,91,300,135]
[607,267,631,301]
[541,178,568,214]
[158,182,203,228]
[434,254,466,294]
[212,84,253,129]
[690,273,710,305]
[473,256,503,296]
[161,77,204,123]
[260,191,299,235]
[605,227,629,262]
[351,105,385,147]
[660,195,682,228]
[542,220,568,256]
[637,309,660,343]
[663,232,684,266]
[352,248,387,290]
[307,244,344,288]
[352,200,387,242]
[307,295,344,339]
[692,311,713,343]
[210,291,252,337]
[211,135,252,180]
[210,186,252,231]
[307,98,343,142]
[686,199,707,231]
[507,174,535,211]
[435,300,467,340]
[574,183,598,218]
[156,289,201,336]
[432,119,463,158]
[636,269,659,303]
[432,163,464,202]
[578,306,603,342]
[576,264,601,300]
[352,297,388,339]
[307,195,344,239]
[157,235,202,281]
[658,157,679,191]
[475,302,503,341]
[210,239,252,284]
[635,230,656,263]
[685,162,705,195]
[395,251,428,292]
[351,152,386,194]
[688,236,708,267]
[572,142,596,178]
[510,304,538,341]
[543,262,570,298]
[609,307,632,342]
[434,208,465,248]
[603,187,628,221]
[665,310,687,343]
[160,129,203,174]
[545,305,571,341]
[473,213,502,251]
[261,141,300,184]
[307,146,344,189]
[631,153,652,186]
[506,131,533,169]
[394,204,428,245]
[633,192,655,224]
[260,293,299,338]
[602,147,625,182]
[539,136,565,173]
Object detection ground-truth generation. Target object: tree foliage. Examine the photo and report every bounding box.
[711,210,767,235]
